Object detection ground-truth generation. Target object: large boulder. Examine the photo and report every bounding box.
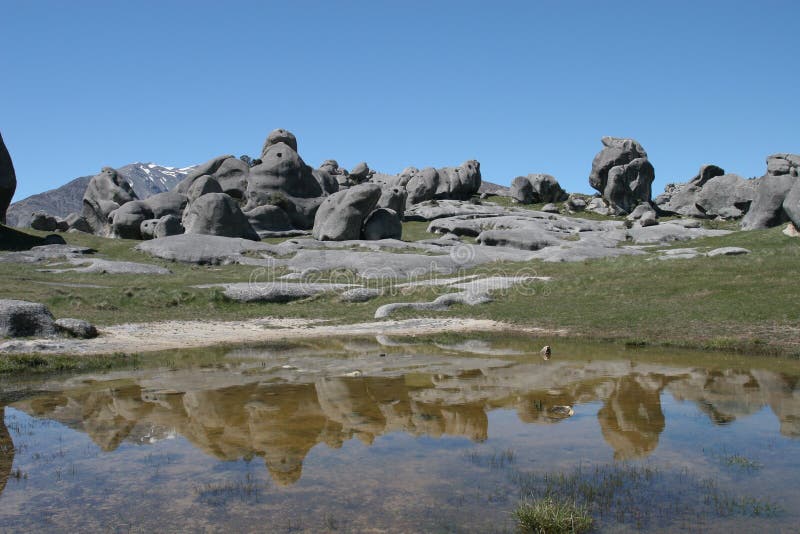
[377,185,407,219]
[689,164,725,187]
[245,131,325,229]
[153,214,184,239]
[741,154,800,230]
[245,204,294,235]
[186,175,223,203]
[262,128,298,153]
[111,200,154,239]
[589,137,654,214]
[30,211,59,231]
[176,155,249,200]
[65,213,92,233]
[312,168,339,195]
[82,167,137,234]
[783,181,800,228]
[0,299,56,338]
[349,161,372,183]
[144,191,188,219]
[656,165,758,219]
[510,174,567,204]
[404,167,439,207]
[0,131,16,225]
[437,160,481,200]
[362,208,402,240]
[183,193,259,240]
[312,183,382,241]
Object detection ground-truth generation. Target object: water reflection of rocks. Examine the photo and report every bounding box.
[4,350,800,487]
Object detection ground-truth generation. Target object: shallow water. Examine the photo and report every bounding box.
[1,335,799,533]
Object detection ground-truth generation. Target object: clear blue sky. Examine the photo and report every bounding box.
[2,0,798,201]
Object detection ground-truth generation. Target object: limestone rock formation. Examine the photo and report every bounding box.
[183,193,258,240]
[0,131,16,225]
[510,174,567,204]
[783,181,800,228]
[186,175,223,203]
[176,155,249,200]
[54,318,98,339]
[312,183,382,241]
[110,200,154,239]
[144,191,188,219]
[741,154,800,230]
[30,211,59,231]
[82,167,138,234]
[153,214,184,239]
[589,137,654,214]
[245,130,325,229]
[65,213,92,233]
[245,204,295,237]
[0,299,56,338]
[362,208,402,240]
[656,165,758,219]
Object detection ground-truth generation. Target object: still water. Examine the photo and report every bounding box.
[1,335,799,533]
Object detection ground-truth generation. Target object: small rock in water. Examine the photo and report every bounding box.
[540,345,552,360]
[549,405,574,418]
[344,370,363,377]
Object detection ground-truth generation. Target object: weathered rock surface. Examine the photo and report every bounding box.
[0,244,94,264]
[136,234,277,265]
[312,183,382,241]
[706,247,750,257]
[65,213,92,233]
[186,175,223,203]
[656,166,758,219]
[589,137,654,214]
[0,131,16,225]
[144,191,188,219]
[362,208,402,240]
[198,282,357,303]
[153,214,184,239]
[55,318,98,339]
[741,154,800,230]
[176,155,248,200]
[245,204,296,237]
[39,258,171,275]
[783,181,800,228]
[510,174,567,204]
[82,167,138,234]
[111,200,153,239]
[0,300,56,338]
[404,199,510,221]
[183,193,259,240]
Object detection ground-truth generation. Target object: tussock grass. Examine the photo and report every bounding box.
[513,497,592,534]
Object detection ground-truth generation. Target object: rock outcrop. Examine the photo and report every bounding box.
[0,299,56,338]
[176,155,248,200]
[362,208,402,240]
[589,137,654,214]
[783,181,800,228]
[510,174,567,204]
[656,165,758,219]
[741,154,800,230]
[82,167,138,234]
[111,200,154,239]
[312,183,382,241]
[183,193,258,240]
[0,131,16,225]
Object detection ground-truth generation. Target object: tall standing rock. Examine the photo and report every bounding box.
[245,130,325,229]
[183,193,259,240]
[0,131,17,225]
[589,137,654,214]
[82,167,138,234]
[741,154,800,230]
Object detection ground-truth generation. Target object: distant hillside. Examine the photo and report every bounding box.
[6,163,193,227]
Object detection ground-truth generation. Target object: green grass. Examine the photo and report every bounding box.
[513,497,592,534]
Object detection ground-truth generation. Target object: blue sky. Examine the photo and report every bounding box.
[1,0,798,200]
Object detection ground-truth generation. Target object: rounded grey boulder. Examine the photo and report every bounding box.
[377,185,407,218]
[144,191,188,219]
[510,176,534,203]
[362,208,402,240]
[111,200,154,239]
[263,128,298,154]
[0,299,56,338]
[782,181,800,228]
[183,193,259,240]
[65,213,92,233]
[312,183,382,241]
[589,137,654,214]
[0,130,17,225]
[511,174,567,204]
[176,155,249,200]
[154,214,184,239]
[54,318,98,339]
[139,218,160,240]
[186,175,223,202]
[245,204,293,234]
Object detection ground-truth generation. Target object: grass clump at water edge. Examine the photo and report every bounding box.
[513,497,592,533]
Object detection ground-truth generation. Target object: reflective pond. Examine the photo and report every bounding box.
[1,335,799,532]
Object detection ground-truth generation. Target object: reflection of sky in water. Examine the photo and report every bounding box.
[1,340,800,532]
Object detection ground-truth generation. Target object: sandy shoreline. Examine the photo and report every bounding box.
[0,317,564,356]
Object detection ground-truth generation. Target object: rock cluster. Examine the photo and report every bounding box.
[589,137,654,215]
[656,165,758,219]
[0,299,98,339]
[510,174,567,204]
[741,154,800,230]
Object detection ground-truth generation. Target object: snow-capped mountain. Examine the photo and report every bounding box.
[6,162,195,228]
